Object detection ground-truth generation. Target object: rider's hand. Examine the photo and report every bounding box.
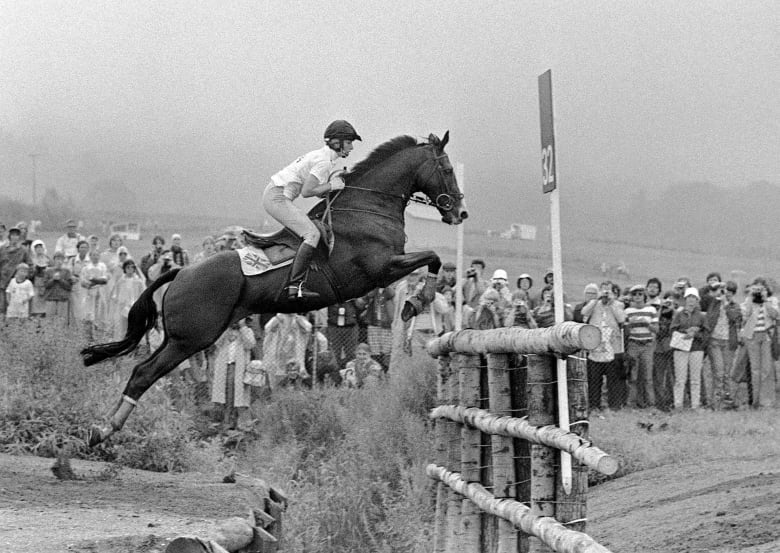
[329,176,345,191]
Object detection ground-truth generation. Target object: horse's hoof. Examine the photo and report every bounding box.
[402,298,421,322]
[87,426,105,448]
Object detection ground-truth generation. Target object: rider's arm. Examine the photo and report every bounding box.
[300,173,331,198]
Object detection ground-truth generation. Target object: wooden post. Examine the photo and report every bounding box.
[434,355,453,553]
[458,352,483,552]
[446,354,463,551]
[487,353,517,553]
[555,355,588,533]
[526,354,556,553]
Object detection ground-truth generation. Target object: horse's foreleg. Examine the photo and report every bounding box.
[385,252,442,321]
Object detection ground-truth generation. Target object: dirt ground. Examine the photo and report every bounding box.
[0,452,778,553]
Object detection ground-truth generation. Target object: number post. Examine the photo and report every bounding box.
[538,69,572,494]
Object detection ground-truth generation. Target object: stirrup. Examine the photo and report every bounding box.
[286,284,320,300]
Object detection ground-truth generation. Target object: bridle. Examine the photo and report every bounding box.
[325,145,463,222]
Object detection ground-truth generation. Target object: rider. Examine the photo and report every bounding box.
[263,120,362,301]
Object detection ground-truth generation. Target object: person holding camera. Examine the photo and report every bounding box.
[739,277,778,408]
[581,281,626,409]
[463,259,489,309]
[704,281,741,408]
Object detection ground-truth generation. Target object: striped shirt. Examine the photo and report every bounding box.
[624,305,659,343]
[755,305,766,332]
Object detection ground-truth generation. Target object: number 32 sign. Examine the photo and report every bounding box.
[538,70,557,194]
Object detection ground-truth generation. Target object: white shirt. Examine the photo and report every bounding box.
[270,145,340,200]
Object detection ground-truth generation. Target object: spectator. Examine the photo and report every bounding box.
[463,259,489,309]
[489,269,513,314]
[100,234,124,274]
[340,343,384,388]
[515,273,536,309]
[170,233,190,267]
[0,222,7,248]
[54,219,84,261]
[406,276,451,352]
[0,227,32,321]
[532,285,572,328]
[581,281,627,409]
[193,236,216,264]
[705,280,741,409]
[506,289,537,329]
[81,250,109,339]
[326,300,362,371]
[29,239,50,317]
[645,277,662,310]
[653,291,677,411]
[739,278,778,408]
[362,286,395,372]
[87,235,100,255]
[670,288,708,410]
[110,259,145,340]
[263,312,312,389]
[66,240,91,327]
[574,283,599,323]
[624,284,658,408]
[140,235,166,285]
[699,272,722,313]
[437,261,457,293]
[42,252,73,325]
[211,318,256,430]
[5,263,34,321]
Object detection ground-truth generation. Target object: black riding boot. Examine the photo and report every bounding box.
[286,243,321,300]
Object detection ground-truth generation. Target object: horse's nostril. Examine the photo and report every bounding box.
[461,210,469,220]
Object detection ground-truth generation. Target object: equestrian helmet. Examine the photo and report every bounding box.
[324,120,362,142]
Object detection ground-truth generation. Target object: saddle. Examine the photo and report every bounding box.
[242,219,332,266]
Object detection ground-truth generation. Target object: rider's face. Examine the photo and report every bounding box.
[339,140,354,158]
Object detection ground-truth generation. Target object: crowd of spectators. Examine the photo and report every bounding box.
[2,218,776,433]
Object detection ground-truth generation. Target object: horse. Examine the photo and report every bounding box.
[81,131,467,445]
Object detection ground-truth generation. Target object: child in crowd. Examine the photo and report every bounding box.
[110,259,146,340]
[340,343,383,388]
[5,263,35,320]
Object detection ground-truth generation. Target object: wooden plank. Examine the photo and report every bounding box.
[458,352,483,552]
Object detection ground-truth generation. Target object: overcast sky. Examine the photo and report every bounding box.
[1,1,778,226]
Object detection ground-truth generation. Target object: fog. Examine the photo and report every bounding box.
[1,1,778,229]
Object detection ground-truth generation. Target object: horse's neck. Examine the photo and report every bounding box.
[349,149,424,204]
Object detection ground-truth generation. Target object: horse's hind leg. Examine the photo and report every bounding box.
[89,338,199,446]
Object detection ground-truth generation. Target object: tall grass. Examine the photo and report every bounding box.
[3,323,777,553]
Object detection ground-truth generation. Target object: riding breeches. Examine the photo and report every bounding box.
[262,183,320,247]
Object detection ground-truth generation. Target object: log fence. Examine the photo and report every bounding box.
[426,322,617,553]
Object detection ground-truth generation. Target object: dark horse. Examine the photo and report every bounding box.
[82,132,467,445]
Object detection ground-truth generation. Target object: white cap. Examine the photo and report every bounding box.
[684,287,700,299]
[492,269,508,281]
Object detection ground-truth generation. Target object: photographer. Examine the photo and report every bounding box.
[462,259,489,309]
[705,281,741,408]
[580,281,626,409]
[739,278,778,408]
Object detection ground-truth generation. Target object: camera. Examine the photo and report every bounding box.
[466,268,477,279]
[751,289,765,303]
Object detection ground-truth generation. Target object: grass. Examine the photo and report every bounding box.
[1,320,778,553]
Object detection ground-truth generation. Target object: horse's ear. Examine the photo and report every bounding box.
[428,133,439,146]
[441,130,449,149]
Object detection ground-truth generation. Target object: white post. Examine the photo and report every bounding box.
[454,162,465,331]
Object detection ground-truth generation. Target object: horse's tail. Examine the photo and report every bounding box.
[81,268,182,366]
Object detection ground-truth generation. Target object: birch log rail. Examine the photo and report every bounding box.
[426,323,615,553]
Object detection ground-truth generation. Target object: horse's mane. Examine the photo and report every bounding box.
[346,135,420,180]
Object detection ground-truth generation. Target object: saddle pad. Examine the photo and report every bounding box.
[236,246,282,276]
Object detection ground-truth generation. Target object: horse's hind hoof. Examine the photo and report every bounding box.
[87,426,105,448]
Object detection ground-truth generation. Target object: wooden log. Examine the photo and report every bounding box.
[426,465,614,553]
[264,498,284,551]
[555,356,589,533]
[429,405,617,476]
[166,536,230,553]
[509,354,530,553]
[458,352,482,552]
[427,323,601,358]
[487,353,517,553]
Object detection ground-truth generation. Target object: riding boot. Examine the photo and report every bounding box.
[286,243,321,300]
